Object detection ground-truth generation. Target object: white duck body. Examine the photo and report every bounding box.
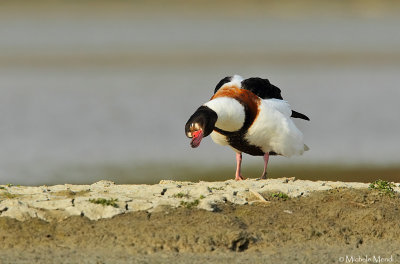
[204,94,306,157]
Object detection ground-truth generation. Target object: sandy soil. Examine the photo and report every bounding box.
[1,187,399,264]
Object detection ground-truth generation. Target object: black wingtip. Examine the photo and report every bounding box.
[291,110,310,121]
[214,76,232,94]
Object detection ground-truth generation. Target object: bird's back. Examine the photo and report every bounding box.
[214,76,283,100]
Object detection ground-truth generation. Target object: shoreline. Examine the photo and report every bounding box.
[1,179,399,263]
[1,178,395,221]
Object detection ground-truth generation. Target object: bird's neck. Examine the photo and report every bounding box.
[204,97,245,132]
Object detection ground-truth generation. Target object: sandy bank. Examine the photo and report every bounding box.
[1,179,400,263]
[1,178,394,222]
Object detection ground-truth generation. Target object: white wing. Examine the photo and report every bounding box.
[246,98,305,157]
[263,99,292,117]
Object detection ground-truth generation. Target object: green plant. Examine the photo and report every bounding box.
[172,192,189,198]
[271,192,289,200]
[369,180,396,197]
[0,186,5,190]
[180,199,200,209]
[89,198,119,208]
[208,186,225,192]
[0,191,16,199]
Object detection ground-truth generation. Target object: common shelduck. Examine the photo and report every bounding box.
[185,75,310,181]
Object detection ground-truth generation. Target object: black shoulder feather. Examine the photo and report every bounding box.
[241,77,283,100]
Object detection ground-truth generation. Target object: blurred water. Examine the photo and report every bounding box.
[0,4,399,184]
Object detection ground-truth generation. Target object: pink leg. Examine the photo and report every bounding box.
[260,153,269,179]
[235,152,244,181]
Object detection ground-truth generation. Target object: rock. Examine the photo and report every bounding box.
[127,200,153,212]
[0,200,38,221]
[29,199,73,210]
[72,198,124,220]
